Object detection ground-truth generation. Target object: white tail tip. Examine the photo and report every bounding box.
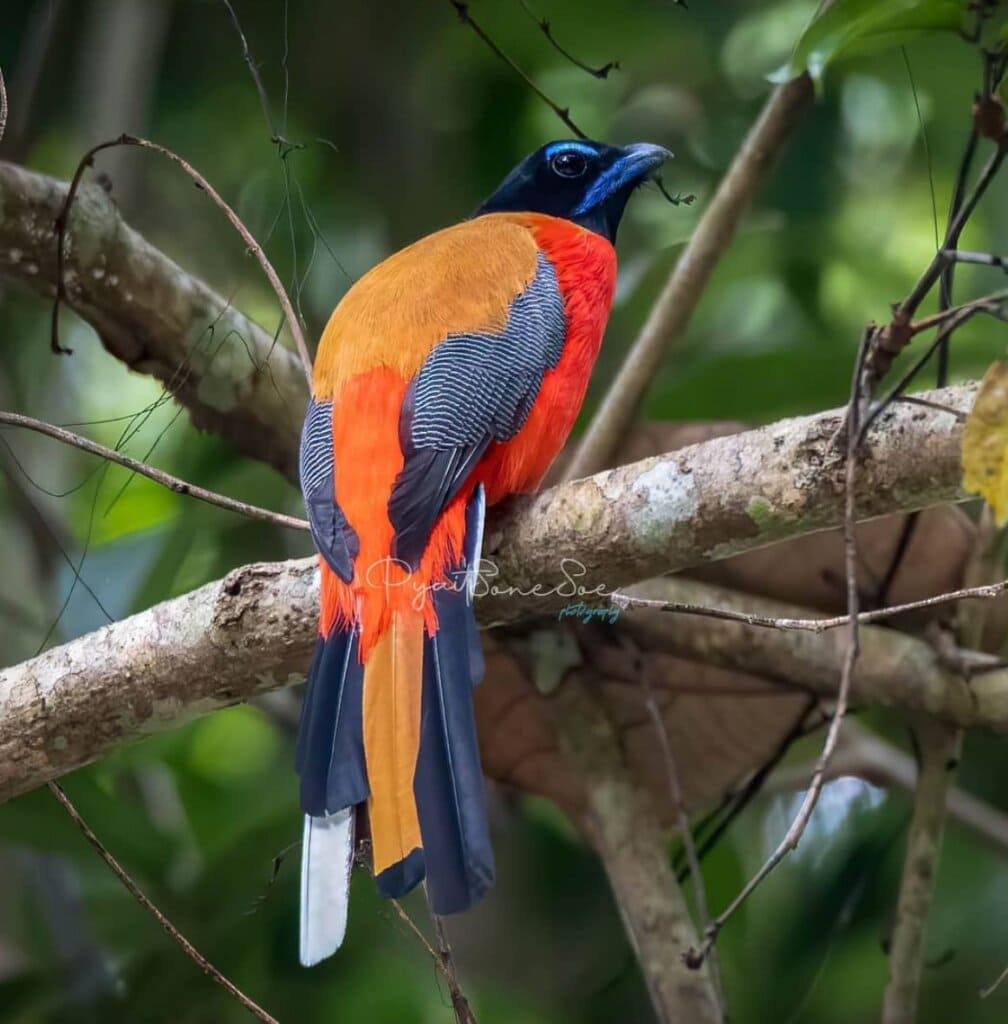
[299,809,354,967]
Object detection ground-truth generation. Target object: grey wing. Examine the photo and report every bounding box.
[299,398,359,582]
[388,251,567,569]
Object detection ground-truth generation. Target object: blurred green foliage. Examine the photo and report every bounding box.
[1,1,1008,1022]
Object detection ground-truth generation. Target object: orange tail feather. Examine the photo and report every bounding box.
[363,610,425,889]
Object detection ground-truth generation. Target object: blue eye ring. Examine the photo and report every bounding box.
[550,149,588,178]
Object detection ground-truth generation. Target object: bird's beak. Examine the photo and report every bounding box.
[617,142,673,183]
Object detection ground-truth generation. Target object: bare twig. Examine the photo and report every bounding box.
[864,137,1008,390]
[448,1,588,139]
[936,127,977,382]
[982,963,1008,998]
[907,289,1008,335]
[564,72,815,480]
[942,247,1008,271]
[221,0,277,139]
[901,142,1008,316]
[872,51,998,601]
[765,722,1008,854]
[357,846,477,1023]
[638,660,724,1017]
[48,781,280,1024]
[881,718,960,1023]
[612,578,1008,633]
[428,907,479,1024]
[52,135,313,380]
[0,161,306,481]
[0,410,308,531]
[517,0,618,79]
[861,301,997,439]
[0,66,7,146]
[685,331,871,968]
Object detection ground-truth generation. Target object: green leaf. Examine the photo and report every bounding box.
[771,0,965,83]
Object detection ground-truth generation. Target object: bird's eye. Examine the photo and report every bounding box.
[550,149,588,178]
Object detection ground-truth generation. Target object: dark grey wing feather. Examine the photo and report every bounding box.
[300,398,359,582]
[389,251,567,568]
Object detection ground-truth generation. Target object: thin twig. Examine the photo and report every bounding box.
[860,299,997,439]
[357,847,477,1021]
[936,128,977,383]
[517,0,618,79]
[48,781,280,1024]
[615,577,1008,633]
[386,896,441,964]
[638,661,725,1018]
[676,702,822,881]
[893,395,966,421]
[52,135,313,380]
[684,330,870,969]
[0,410,308,531]
[982,963,1008,998]
[881,718,959,1023]
[907,288,1008,334]
[221,0,277,138]
[942,247,1008,271]
[427,903,479,1024]
[0,66,7,147]
[564,72,814,480]
[896,141,1007,321]
[448,0,588,138]
[386,900,477,1023]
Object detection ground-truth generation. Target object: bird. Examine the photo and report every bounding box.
[296,138,670,966]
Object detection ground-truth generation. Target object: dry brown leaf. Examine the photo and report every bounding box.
[476,419,982,830]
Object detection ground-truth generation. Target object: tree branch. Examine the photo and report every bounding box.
[553,674,720,1023]
[0,410,308,531]
[881,717,959,1024]
[51,135,313,379]
[0,160,307,482]
[0,381,990,804]
[765,723,1008,856]
[483,382,975,624]
[0,558,318,804]
[620,576,1004,734]
[0,67,7,147]
[48,780,280,1024]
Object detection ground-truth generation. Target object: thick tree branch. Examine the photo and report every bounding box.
[483,382,975,624]
[554,675,720,1023]
[0,558,318,804]
[621,576,1005,733]
[0,380,990,804]
[0,161,307,482]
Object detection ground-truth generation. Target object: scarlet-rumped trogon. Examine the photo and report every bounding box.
[296,139,670,965]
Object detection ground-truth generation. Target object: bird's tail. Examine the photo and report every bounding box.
[296,623,367,967]
[413,577,494,914]
[366,582,495,913]
[296,488,493,962]
[364,609,426,895]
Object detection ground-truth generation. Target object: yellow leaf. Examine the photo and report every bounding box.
[962,361,1008,525]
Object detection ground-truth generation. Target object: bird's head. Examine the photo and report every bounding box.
[476,139,671,242]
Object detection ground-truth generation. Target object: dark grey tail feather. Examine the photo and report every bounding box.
[413,584,495,915]
[297,628,369,817]
[374,848,426,900]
